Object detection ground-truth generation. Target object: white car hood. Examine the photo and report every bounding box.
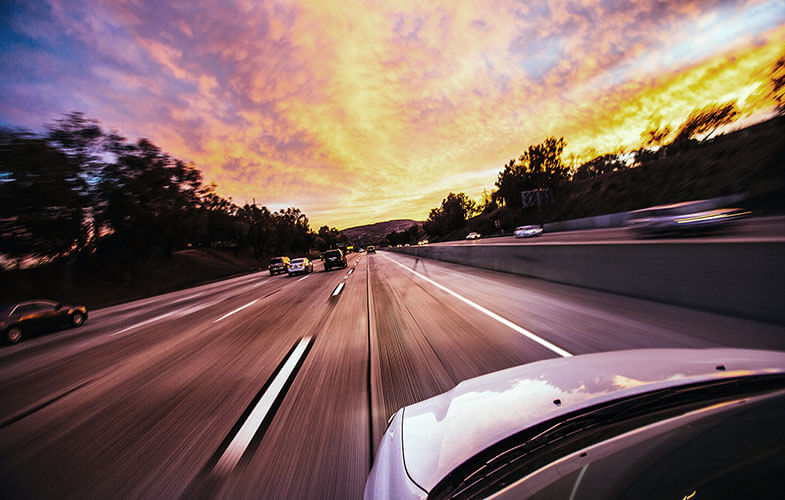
[401,348,785,492]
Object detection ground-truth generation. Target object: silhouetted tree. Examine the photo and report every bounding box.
[494,137,568,207]
[770,53,785,114]
[424,192,477,238]
[0,131,89,263]
[573,153,627,181]
[672,102,740,144]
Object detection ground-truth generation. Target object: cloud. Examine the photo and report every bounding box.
[1,0,783,228]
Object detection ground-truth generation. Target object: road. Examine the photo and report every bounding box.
[1,251,784,499]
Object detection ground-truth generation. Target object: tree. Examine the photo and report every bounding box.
[423,192,477,239]
[97,138,203,257]
[494,137,568,207]
[573,153,627,181]
[641,123,672,147]
[0,131,89,263]
[770,53,785,114]
[672,102,740,143]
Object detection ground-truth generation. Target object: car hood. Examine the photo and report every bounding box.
[401,348,785,492]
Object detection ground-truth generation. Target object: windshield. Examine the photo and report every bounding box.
[290,259,305,264]
[270,258,283,264]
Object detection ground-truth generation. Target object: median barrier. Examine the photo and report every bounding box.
[387,241,785,324]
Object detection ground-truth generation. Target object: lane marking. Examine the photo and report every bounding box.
[298,275,309,282]
[213,336,313,475]
[172,292,204,303]
[111,309,182,335]
[383,255,573,357]
[332,283,345,296]
[251,280,270,288]
[214,299,259,323]
[348,269,354,275]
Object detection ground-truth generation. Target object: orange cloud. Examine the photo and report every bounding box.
[2,0,784,228]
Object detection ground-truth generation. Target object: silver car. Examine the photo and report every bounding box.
[365,348,785,499]
[287,257,313,276]
[514,225,543,238]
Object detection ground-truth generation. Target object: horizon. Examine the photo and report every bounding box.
[1,1,784,229]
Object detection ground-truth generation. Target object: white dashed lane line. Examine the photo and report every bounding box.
[212,336,314,475]
[332,283,345,297]
[214,299,259,323]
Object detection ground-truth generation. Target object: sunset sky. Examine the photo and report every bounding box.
[1,0,784,229]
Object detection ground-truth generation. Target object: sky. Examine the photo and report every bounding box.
[1,1,784,229]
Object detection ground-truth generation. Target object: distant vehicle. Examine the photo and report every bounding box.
[287,257,313,276]
[465,232,481,240]
[367,246,376,254]
[269,256,290,275]
[321,249,347,271]
[1,300,88,344]
[365,348,785,499]
[625,201,750,237]
[417,240,428,246]
[514,224,543,238]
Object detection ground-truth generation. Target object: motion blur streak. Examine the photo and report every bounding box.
[382,254,573,357]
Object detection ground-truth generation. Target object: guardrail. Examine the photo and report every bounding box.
[387,241,785,324]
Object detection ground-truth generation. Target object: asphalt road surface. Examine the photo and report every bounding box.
[2,252,784,499]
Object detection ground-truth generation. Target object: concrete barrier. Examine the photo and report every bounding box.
[387,241,785,324]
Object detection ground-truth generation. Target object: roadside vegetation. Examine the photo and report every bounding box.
[400,53,785,244]
[0,114,348,305]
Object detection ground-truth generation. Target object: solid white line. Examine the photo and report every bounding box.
[251,280,270,288]
[298,275,309,282]
[111,310,181,335]
[213,336,313,475]
[332,283,345,296]
[214,299,259,323]
[383,255,573,357]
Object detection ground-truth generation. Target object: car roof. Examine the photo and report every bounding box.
[401,348,785,492]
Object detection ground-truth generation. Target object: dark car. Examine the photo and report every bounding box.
[269,256,290,275]
[367,246,376,254]
[1,300,88,345]
[321,249,347,271]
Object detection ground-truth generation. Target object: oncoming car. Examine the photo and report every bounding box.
[367,246,376,254]
[465,232,481,240]
[514,225,543,238]
[269,256,290,275]
[1,300,88,344]
[365,348,785,499]
[287,257,313,276]
[625,201,749,237]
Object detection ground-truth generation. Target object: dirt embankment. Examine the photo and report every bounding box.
[1,248,264,309]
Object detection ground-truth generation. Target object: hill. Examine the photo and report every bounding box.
[341,219,421,245]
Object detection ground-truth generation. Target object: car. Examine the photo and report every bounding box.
[269,256,290,275]
[514,224,543,238]
[367,246,376,254]
[417,240,429,246]
[465,232,481,240]
[365,348,785,499]
[625,201,750,237]
[1,300,88,345]
[287,257,313,276]
[321,249,347,271]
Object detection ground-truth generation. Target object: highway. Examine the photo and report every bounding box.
[437,215,785,245]
[1,251,784,499]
